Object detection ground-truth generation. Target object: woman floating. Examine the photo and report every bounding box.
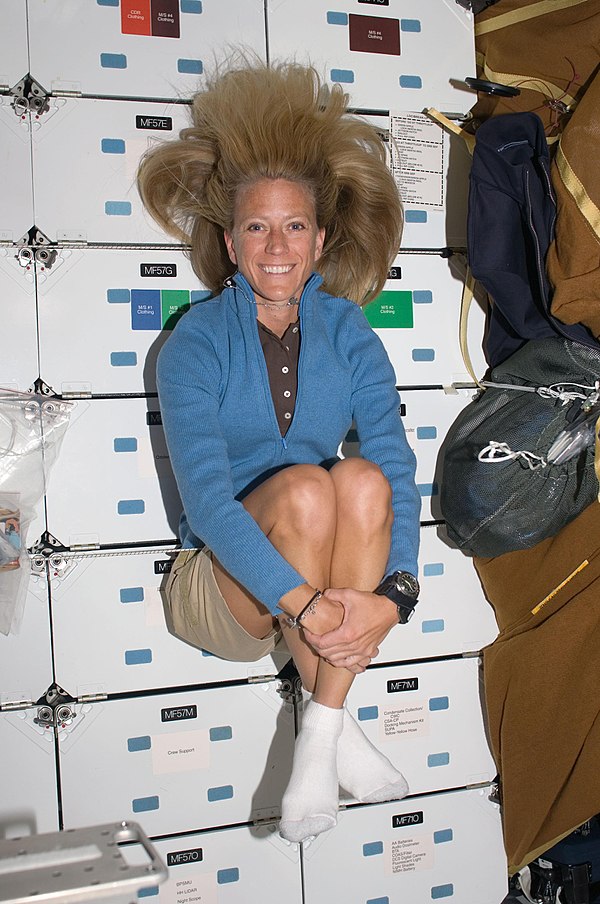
[137,61,421,843]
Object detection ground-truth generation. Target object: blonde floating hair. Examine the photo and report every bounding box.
[137,61,403,304]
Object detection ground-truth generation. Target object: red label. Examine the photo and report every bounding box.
[121,1,152,36]
[151,0,180,38]
[349,14,401,56]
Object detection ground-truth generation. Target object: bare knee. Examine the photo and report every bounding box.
[274,464,336,541]
[331,458,393,532]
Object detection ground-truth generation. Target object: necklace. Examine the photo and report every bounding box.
[254,296,299,310]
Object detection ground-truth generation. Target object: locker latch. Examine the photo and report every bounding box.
[15,227,58,271]
[33,684,78,730]
[10,74,50,118]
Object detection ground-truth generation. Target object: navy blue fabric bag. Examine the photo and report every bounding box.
[468,112,598,367]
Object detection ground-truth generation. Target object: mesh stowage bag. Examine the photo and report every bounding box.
[440,337,600,557]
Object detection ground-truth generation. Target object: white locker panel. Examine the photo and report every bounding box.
[32,97,190,245]
[343,657,495,797]
[44,397,180,546]
[148,824,302,904]
[50,547,290,697]
[0,248,38,391]
[0,570,53,705]
[267,0,474,115]
[1,2,29,91]
[364,252,487,387]
[303,788,507,904]
[377,524,497,664]
[369,112,470,251]
[343,386,476,522]
[0,708,59,836]
[28,0,267,101]
[0,97,34,243]
[37,247,204,395]
[59,683,295,836]
[403,386,475,522]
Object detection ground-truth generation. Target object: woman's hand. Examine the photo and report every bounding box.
[303,588,399,670]
[296,593,344,636]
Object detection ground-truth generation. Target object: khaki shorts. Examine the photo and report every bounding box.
[165,548,288,662]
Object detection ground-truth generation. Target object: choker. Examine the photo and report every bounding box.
[254,296,299,310]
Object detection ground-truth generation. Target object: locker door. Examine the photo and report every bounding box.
[50,548,289,697]
[0,708,60,835]
[343,657,496,798]
[0,249,38,390]
[28,0,267,101]
[1,1,29,91]
[364,252,487,387]
[0,96,34,243]
[376,524,498,664]
[31,98,190,245]
[302,788,507,904]
[37,247,204,395]
[148,824,303,904]
[0,569,53,704]
[267,0,475,114]
[44,397,181,546]
[59,682,295,836]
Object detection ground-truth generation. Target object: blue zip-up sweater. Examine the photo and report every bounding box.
[157,272,420,614]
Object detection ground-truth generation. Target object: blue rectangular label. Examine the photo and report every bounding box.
[131,289,161,330]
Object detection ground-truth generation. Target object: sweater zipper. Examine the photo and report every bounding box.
[227,271,315,458]
[277,273,321,452]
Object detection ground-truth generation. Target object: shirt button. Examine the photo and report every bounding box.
[281,366,289,374]
[285,346,290,351]
[292,326,299,333]
[284,412,292,420]
[283,390,291,398]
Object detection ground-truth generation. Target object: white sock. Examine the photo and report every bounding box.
[279,700,343,843]
[337,707,409,804]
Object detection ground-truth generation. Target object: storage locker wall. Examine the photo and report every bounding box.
[0,2,507,902]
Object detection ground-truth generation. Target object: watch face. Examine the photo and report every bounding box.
[395,571,419,598]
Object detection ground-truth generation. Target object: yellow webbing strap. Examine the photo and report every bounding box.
[595,413,600,501]
[555,142,600,241]
[459,267,485,388]
[425,108,475,155]
[475,0,590,36]
[531,558,590,614]
[474,54,577,109]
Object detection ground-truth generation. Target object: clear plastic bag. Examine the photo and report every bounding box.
[0,390,75,634]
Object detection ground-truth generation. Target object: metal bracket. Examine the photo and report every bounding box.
[15,227,59,271]
[0,821,168,904]
[31,532,69,557]
[32,685,78,730]
[9,74,50,118]
[0,698,34,713]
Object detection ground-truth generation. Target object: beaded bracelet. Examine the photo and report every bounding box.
[283,589,323,629]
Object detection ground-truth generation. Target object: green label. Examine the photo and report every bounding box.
[161,290,190,329]
[364,291,413,329]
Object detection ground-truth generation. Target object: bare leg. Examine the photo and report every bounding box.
[276,460,396,840]
[210,460,398,839]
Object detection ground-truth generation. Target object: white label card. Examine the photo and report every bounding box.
[144,585,166,628]
[390,112,445,209]
[380,701,429,741]
[387,834,434,875]
[151,729,210,774]
[162,871,218,904]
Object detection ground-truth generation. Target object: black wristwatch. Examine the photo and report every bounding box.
[374,571,420,624]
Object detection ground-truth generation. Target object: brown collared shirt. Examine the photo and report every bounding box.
[257,319,300,436]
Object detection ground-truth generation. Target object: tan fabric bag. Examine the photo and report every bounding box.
[470,0,600,141]
[475,501,600,874]
[546,69,600,341]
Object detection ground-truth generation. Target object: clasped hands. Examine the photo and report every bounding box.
[302,588,399,674]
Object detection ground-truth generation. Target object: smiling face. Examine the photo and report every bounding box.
[224,179,325,308]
